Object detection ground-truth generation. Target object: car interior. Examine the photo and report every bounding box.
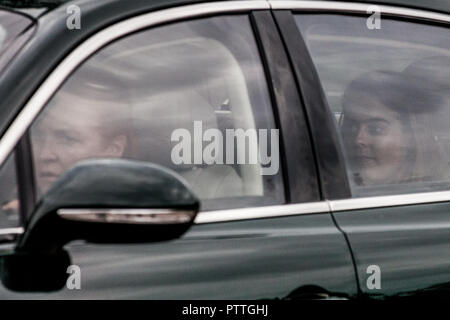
[297,14,450,196]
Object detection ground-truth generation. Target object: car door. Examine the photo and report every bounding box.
[0,8,36,241]
[0,2,357,299]
[276,2,450,299]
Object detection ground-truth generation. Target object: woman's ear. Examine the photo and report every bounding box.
[105,134,128,157]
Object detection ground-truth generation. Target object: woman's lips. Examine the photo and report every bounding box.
[357,155,377,167]
[39,171,60,182]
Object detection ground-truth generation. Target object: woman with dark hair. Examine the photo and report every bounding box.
[341,68,447,187]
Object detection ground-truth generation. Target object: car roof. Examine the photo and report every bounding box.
[0,0,447,133]
[328,0,450,15]
[0,0,449,18]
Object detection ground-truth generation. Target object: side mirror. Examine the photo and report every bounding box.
[17,159,199,254]
[0,250,71,292]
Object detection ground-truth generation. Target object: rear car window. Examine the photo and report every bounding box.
[295,14,450,197]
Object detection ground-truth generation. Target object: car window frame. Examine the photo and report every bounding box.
[251,10,320,204]
[0,1,324,237]
[28,14,288,211]
[291,12,450,199]
[274,3,450,203]
[274,9,352,201]
[0,148,24,243]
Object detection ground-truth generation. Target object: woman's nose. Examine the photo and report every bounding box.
[355,126,370,146]
[37,137,58,162]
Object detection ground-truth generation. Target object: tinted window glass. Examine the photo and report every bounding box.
[295,14,450,196]
[0,153,20,229]
[30,15,284,210]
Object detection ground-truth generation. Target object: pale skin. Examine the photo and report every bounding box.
[32,91,127,195]
[1,91,127,213]
[343,98,413,185]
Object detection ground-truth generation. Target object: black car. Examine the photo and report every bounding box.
[0,0,449,299]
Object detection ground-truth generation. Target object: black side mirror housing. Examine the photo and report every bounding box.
[0,250,71,292]
[17,159,200,254]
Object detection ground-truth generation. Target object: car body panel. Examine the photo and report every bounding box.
[0,213,357,299]
[272,7,450,299]
[333,202,450,299]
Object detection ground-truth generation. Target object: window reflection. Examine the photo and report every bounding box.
[0,153,20,228]
[295,14,450,195]
[341,66,447,186]
[32,75,131,195]
[29,15,284,210]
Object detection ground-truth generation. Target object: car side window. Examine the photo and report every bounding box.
[0,153,20,229]
[29,15,284,210]
[295,14,450,197]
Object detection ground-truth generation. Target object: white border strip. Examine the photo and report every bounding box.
[194,201,329,224]
[195,190,450,224]
[0,227,24,236]
[0,1,269,166]
[2,188,450,229]
[269,1,450,23]
[329,190,450,212]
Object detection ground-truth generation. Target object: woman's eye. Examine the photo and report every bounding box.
[55,130,80,144]
[368,123,387,136]
[64,136,80,144]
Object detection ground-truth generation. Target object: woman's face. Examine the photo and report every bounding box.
[31,92,127,195]
[343,99,413,185]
